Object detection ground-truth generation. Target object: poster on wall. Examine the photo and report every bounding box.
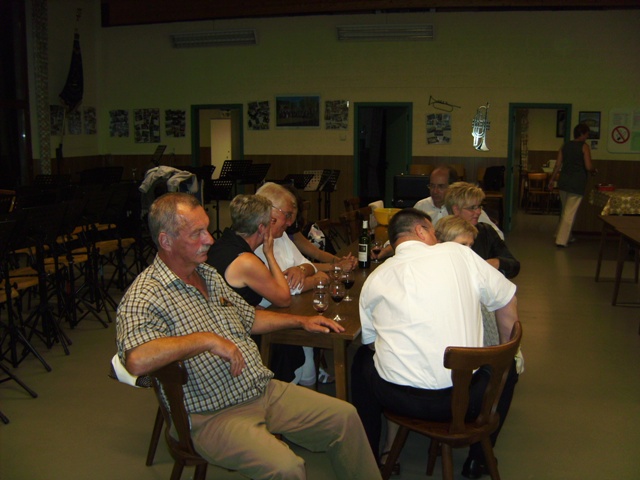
[109,110,129,137]
[83,107,97,134]
[247,101,270,130]
[134,108,161,143]
[165,109,186,137]
[324,100,348,129]
[608,108,640,153]
[67,109,82,135]
[426,113,451,144]
[50,105,65,136]
[578,111,600,139]
[276,95,320,128]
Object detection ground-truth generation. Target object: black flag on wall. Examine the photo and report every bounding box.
[59,31,83,111]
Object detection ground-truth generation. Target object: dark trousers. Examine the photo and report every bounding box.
[350,345,518,462]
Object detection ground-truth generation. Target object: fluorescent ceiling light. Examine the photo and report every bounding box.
[171,29,257,48]
[337,24,434,42]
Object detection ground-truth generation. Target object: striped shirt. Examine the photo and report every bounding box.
[116,255,273,414]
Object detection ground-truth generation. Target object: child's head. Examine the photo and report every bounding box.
[435,215,478,247]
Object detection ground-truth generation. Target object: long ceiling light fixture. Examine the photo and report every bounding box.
[170,29,257,48]
[337,24,434,42]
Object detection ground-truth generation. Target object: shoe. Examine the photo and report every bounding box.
[317,367,335,384]
[378,452,401,476]
[461,457,493,479]
[556,243,567,248]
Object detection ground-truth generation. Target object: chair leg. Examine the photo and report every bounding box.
[169,461,184,480]
[480,437,501,480]
[381,425,409,480]
[440,443,454,480]
[426,438,440,476]
[193,464,208,480]
[146,406,164,466]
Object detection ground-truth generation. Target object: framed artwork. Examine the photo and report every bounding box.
[324,100,348,129]
[276,95,320,128]
[556,110,567,138]
[578,111,601,139]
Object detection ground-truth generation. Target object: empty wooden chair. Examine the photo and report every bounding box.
[381,322,522,480]
[525,173,552,213]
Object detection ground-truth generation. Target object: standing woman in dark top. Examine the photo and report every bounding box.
[445,182,520,279]
[207,194,291,308]
[547,123,597,247]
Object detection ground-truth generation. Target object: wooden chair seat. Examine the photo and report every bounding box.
[381,322,523,480]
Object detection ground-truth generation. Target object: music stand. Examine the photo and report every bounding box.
[319,169,340,219]
[283,174,313,190]
[204,179,234,238]
[239,163,271,191]
[219,160,252,196]
[151,145,167,167]
[0,218,51,371]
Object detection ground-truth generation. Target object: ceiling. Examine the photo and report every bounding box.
[101,0,640,27]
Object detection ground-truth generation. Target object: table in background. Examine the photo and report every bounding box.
[261,249,379,401]
[589,188,640,216]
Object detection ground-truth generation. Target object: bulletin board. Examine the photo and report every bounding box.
[607,108,640,153]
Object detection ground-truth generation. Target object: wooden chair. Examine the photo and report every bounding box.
[343,197,360,212]
[409,164,434,176]
[525,173,552,213]
[450,164,466,181]
[150,361,209,480]
[381,322,523,480]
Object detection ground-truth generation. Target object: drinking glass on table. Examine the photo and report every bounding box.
[341,268,355,302]
[329,281,346,321]
[312,290,329,316]
[330,265,342,283]
[370,240,383,263]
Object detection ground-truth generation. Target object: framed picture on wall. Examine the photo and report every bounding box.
[276,95,320,128]
[578,111,601,139]
[556,109,567,138]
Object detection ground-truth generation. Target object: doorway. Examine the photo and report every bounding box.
[506,102,571,233]
[190,104,244,176]
[354,103,412,207]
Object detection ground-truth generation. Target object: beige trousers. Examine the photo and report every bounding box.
[556,191,583,246]
[190,379,381,480]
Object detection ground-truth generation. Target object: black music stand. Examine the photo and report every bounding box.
[283,174,313,190]
[205,180,234,239]
[0,219,51,371]
[182,165,216,182]
[219,160,252,196]
[319,169,340,219]
[20,204,72,355]
[239,163,271,191]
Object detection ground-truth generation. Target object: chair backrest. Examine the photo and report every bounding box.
[150,361,205,465]
[339,210,360,244]
[344,197,360,212]
[444,322,522,435]
[527,173,547,191]
[483,166,505,192]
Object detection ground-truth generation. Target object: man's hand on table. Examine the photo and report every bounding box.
[300,315,345,334]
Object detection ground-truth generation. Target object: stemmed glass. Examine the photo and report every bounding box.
[329,282,346,321]
[312,290,329,316]
[341,268,355,302]
[330,265,342,283]
[370,240,383,263]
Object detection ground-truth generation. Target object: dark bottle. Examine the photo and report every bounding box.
[358,220,370,269]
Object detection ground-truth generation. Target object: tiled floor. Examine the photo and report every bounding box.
[1,212,640,479]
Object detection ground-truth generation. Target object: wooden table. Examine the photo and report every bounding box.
[595,215,640,306]
[261,254,379,401]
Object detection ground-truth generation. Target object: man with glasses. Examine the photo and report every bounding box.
[415,165,504,239]
[445,182,519,279]
[351,208,519,478]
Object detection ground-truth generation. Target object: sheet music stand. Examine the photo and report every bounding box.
[283,174,313,190]
[219,160,252,196]
[239,163,271,191]
[319,169,340,219]
[150,145,167,167]
[205,179,234,238]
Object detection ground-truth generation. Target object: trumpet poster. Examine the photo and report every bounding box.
[426,113,451,144]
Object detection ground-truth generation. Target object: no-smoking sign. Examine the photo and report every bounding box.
[611,125,630,144]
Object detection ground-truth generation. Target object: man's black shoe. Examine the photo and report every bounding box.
[461,457,491,479]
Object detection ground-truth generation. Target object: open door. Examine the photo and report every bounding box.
[354,103,412,207]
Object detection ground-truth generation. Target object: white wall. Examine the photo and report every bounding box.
[37,2,640,162]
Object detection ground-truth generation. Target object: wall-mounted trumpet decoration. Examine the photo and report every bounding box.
[472,103,490,151]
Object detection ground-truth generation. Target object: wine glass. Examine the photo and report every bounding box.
[312,290,328,316]
[341,268,355,302]
[330,265,342,283]
[370,240,383,263]
[329,282,346,321]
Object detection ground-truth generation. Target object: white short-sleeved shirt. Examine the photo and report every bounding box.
[359,241,516,390]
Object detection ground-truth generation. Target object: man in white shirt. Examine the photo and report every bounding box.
[351,208,519,478]
[414,165,504,239]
